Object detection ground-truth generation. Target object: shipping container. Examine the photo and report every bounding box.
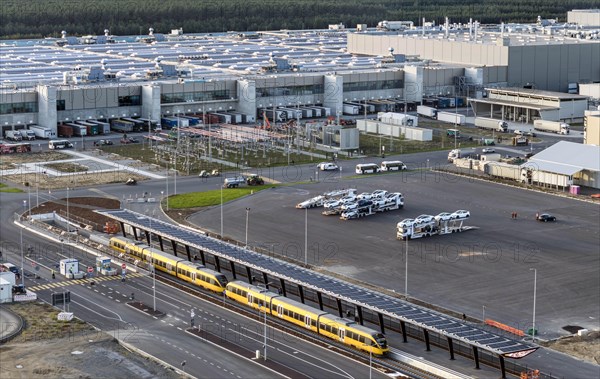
[58,124,74,137]
[88,120,111,134]
[65,123,88,137]
[179,115,201,126]
[121,117,146,132]
[110,119,134,133]
[76,120,100,135]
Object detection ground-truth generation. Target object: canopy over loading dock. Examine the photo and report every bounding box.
[98,209,538,377]
[469,87,589,123]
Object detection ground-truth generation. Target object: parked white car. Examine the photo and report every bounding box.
[357,192,373,200]
[371,190,389,199]
[434,212,453,222]
[414,214,435,223]
[318,162,339,171]
[451,210,470,219]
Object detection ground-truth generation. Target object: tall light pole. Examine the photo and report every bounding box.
[220,182,224,238]
[146,210,157,312]
[245,207,250,247]
[482,305,486,323]
[258,282,273,361]
[530,268,537,342]
[20,202,26,287]
[165,159,169,211]
[66,187,70,233]
[27,181,31,217]
[405,237,409,299]
[304,207,308,265]
[363,344,372,379]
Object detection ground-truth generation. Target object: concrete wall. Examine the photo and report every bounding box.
[568,10,600,26]
[237,79,256,117]
[579,83,600,99]
[584,111,600,145]
[347,33,510,66]
[348,33,600,92]
[507,43,600,92]
[141,84,161,122]
[403,66,423,101]
[323,75,343,115]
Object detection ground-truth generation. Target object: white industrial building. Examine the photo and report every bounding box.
[525,141,600,189]
[1,10,599,139]
[348,18,600,94]
[469,87,590,123]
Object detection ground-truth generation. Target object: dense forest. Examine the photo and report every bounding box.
[1,0,598,39]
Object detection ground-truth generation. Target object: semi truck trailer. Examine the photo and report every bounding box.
[475,117,508,133]
[533,120,570,135]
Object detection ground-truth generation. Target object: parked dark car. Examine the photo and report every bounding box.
[94,139,113,146]
[537,213,556,222]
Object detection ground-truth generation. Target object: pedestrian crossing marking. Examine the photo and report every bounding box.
[27,272,145,292]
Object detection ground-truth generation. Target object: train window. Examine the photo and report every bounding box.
[191,272,196,281]
[216,275,228,286]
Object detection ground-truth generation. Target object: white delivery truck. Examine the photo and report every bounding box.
[343,104,360,115]
[5,130,22,141]
[19,129,36,140]
[29,125,56,139]
[533,120,570,135]
[474,117,508,133]
[437,111,466,125]
[417,105,437,118]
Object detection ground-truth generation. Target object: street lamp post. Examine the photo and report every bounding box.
[147,211,157,312]
[405,236,408,299]
[220,183,224,238]
[304,207,308,265]
[258,282,273,361]
[482,305,486,323]
[66,187,70,233]
[20,202,26,287]
[245,207,250,247]
[363,344,373,379]
[530,268,537,342]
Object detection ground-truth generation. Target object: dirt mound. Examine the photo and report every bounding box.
[542,331,600,365]
[29,196,121,231]
[1,303,181,379]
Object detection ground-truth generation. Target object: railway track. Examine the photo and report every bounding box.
[149,270,451,379]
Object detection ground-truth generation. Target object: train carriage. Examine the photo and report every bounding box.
[225,281,389,356]
[176,261,228,293]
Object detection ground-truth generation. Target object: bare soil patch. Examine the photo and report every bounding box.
[30,196,121,232]
[0,302,181,379]
[45,162,89,173]
[7,171,148,190]
[541,331,600,365]
[0,151,71,164]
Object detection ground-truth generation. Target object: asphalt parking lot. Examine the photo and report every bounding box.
[188,169,600,340]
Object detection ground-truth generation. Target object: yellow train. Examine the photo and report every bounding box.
[109,236,228,293]
[226,280,389,356]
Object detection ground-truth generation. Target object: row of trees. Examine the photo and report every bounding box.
[1,0,598,39]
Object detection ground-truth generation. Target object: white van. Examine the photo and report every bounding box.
[380,161,407,171]
[355,163,381,174]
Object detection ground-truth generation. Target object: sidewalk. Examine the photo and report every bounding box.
[0,305,24,343]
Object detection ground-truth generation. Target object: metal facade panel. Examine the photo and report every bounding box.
[533,46,549,91]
